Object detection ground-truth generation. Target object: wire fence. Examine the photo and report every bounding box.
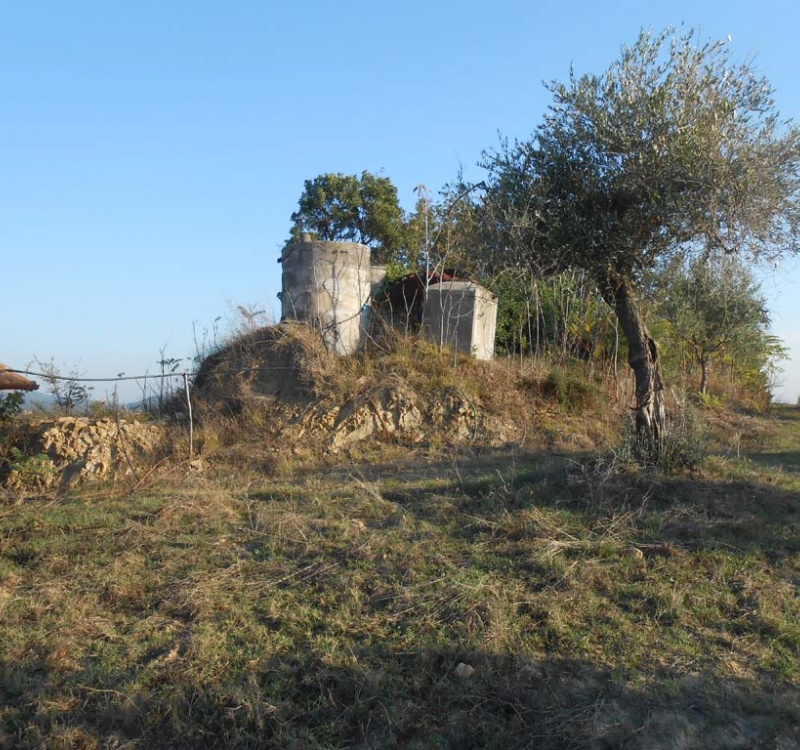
[3,364,300,458]
[6,358,327,466]
[4,366,296,382]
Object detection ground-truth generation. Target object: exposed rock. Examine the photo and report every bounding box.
[187,324,500,452]
[330,385,425,448]
[4,417,165,490]
[328,383,478,449]
[186,322,608,455]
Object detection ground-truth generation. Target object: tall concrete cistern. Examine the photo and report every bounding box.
[280,238,372,356]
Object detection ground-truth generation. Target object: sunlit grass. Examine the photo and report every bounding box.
[1,409,799,748]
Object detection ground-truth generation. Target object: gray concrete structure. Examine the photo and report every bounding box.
[422,281,499,360]
[369,264,387,298]
[361,263,388,339]
[280,240,371,356]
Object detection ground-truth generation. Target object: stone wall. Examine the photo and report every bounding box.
[4,417,165,491]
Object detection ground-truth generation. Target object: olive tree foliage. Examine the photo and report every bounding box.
[477,27,800,444]
[653,254,773,395]
[289,171,407,265]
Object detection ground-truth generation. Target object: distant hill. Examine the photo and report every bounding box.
[20,391,58,411]
[18,391,145,414]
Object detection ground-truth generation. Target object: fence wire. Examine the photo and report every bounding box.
[3,364,300,459]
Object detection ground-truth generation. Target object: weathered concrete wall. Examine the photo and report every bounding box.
[422,281,499,360]
[280,240,371,356]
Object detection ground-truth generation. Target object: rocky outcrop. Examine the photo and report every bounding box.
[329,384,427,448]
[307,383,479,450]
[4,417,165,490]
[232,378,483,455]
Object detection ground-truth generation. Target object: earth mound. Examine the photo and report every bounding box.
[187,322,609,457]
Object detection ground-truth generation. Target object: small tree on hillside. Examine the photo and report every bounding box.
[478,27,800,450]
[34,358,93,415]
[654,254,772,395]
[290,171,407,265]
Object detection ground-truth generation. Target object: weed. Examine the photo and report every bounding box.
[2,334,796,748]
[33,358,94,415]
[3,411,799,749]
[2,446,55,493]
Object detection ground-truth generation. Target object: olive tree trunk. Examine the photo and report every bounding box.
[699,358,710,395]
[612,280,667,443]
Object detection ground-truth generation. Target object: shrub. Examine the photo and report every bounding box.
[542,369,598,411]
[0,393,24,425]
[4,446,55,490]
[616,404,707,473]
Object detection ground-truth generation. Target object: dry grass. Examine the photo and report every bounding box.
[1,403,799,748]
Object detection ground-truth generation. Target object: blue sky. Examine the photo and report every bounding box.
[3,0,799,403]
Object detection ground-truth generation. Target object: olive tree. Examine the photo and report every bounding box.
[654,254,772,395]
[479,28,800,446]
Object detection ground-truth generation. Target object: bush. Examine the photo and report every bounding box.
[0,393,24,425]
[616,405,707,473]
[4,446,55,490]
[542,369,598,411]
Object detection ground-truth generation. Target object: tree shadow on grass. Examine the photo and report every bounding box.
[742,450,800,475]
[2,645,798,749]
[4,447,798,748]
[254,444,799,558]
[375,448,799,559]
[634,472,800,557]
[283,445,568,489]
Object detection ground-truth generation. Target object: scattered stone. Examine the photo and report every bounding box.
[187,458,205,473]
[624,547,645,561]
[454,662,475,679]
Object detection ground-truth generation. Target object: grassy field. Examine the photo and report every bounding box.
[1,405,799,749]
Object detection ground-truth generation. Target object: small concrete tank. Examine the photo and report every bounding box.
[422,281,499,360]
[280,239,371,356]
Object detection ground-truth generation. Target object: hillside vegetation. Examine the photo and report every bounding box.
[1,328,799,749]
